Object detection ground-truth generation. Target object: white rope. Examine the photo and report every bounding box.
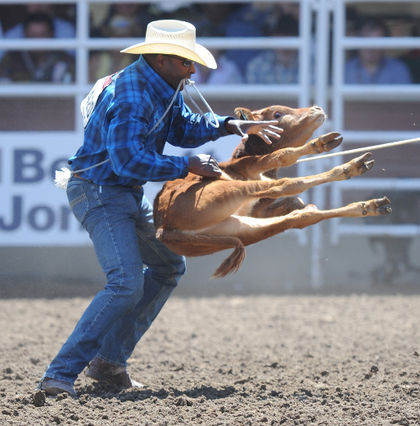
[296,136,420,163]
[146,78,186,136]
[183,79,220,128]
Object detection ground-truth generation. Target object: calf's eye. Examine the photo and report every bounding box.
[274,112,282,119]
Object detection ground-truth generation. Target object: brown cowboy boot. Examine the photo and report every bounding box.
[85,357,143,388]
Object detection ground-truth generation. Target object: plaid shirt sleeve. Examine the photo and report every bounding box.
[106,94,230,183]
[167,101,231,148]
[106,99,190,183]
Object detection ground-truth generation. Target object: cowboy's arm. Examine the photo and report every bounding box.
[169,103,282,147]
[106,101,222,180]
[167,103,232,148]
[106,101,190,182]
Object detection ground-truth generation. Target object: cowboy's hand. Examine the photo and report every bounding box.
[189,154,222,178]
[226,119,283,145]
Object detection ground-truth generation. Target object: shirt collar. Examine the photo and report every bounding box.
[135,55,179,106]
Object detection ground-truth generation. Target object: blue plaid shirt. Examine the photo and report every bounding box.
[69,55,231,186]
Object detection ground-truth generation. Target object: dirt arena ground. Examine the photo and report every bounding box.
[0,294,419,425]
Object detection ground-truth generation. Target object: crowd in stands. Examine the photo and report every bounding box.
[345,17,413,84]
[0,2,419,85]
[0,4,75,82]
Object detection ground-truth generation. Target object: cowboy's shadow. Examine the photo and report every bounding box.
[78,382,236,402]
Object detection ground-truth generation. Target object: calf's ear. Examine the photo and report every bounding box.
[233,107,254,120]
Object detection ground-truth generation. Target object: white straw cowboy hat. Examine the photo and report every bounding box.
[121,19,217,69]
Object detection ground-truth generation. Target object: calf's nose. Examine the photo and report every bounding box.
[311,105,323,112]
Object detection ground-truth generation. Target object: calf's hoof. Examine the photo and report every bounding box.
[376,196,392,215]
[362,197,392,216]
[318,132,343,152]
[342,152,374,179]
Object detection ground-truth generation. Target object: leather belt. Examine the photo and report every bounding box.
[72,173,142,190]
[72,173,90,182]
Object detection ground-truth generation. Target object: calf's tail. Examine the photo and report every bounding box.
[212,243,246,278]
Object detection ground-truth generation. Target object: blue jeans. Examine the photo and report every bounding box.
[44,178,186,384]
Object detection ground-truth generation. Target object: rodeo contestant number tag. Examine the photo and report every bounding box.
[80,73,116,128]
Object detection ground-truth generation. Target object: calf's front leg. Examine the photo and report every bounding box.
[224,132,343,180]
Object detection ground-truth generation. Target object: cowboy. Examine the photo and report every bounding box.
[38,19,282,398]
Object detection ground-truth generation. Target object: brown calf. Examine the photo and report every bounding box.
[154,105,391,278]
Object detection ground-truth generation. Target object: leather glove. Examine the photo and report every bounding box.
[226,119,283,145]
[189,154,222,178]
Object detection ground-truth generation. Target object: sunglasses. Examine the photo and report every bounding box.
[165,55,194,68]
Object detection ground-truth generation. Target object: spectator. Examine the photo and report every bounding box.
[2,3,75,38]
[246,49,298,84]
[90,3,152,38]
[0,13,74,83]
[193,50,243,85]
[223,3,268,77]
[245,14,299,85]
[0,4,75,62]
[148,1,197,23]
[403,19,420,84]
[88,4,148,81]
[192,3,236,37]
[262,2,300,36]
[404,48,420,84]
[89,50,134,83]
[345,18,412,84]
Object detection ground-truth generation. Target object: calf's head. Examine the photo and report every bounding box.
[232,104,326,158]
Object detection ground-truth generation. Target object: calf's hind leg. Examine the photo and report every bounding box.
[156,197,391,278]
[237,197,306,218]
[252,152,374,200]
[233,197,391,247]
